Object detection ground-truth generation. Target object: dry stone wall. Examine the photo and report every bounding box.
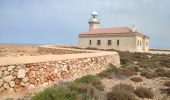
[0,54,120,95]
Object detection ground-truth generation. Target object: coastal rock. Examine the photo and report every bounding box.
[8,65,15,71]
[9,81,15,87]
[17,69,26,78]
[3,75,13,83]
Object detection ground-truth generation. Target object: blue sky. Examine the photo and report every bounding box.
[0,0,170,48]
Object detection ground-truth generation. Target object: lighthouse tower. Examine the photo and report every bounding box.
[88,10,100,30]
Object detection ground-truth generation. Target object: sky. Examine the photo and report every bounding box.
[0,0,170,48]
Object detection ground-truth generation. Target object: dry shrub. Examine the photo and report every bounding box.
[107,83,136,100]
[141,71,154,79]
[164,81,170,87]
[134,87,154,99]
[130,77,143,82]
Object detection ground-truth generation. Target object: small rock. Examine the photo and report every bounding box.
[3,75,13,83]
[14,78,21,85]
[22,77,29,82]
[9,81,15,87]
[28,84,35,89]
[8,65,15,71]
[0,79,4,87]
[0,71,2,78]
[17,69,26,78]
[42,82,48,87]
[3,83,10,89]
[28,71,36,78]
[7,88,15,94]
[0,67,7,71]
[0,87,5,94]
[3,71,9,76]
[29,78,36,84]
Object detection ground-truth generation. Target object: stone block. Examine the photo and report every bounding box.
[17,69,26,78]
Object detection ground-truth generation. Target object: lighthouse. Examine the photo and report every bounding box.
[88,10,100,30]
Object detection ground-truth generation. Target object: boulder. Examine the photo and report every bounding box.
[9,81,15,88]
[3,75,13,83]
[17,69,26,78]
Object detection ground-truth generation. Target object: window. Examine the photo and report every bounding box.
[89,40,92,45]
[117,40,119,45]
[140,41,142,46]
[108,40,112,45]
[97,40,101,45]
[138,40,140,46]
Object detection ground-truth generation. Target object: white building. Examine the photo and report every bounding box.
[78,11,150,52]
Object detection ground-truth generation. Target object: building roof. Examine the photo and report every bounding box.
[79,27,149,38]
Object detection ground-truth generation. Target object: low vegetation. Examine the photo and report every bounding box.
[31,51,170,100]
[134,87,154,99]
[107,84,137,100]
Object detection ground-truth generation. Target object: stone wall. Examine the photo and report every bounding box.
[0,54,120,95]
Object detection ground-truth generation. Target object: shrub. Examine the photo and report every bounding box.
[97,65,118,78]
[164,81,170,87]
[154,68,166,77]
[112,83,134,93]
[32,87,78,100]
[117,68,134,77]
[107,83,136,100]
[72,75,104,91]
[141,71,154,79]
[126,64,139,73]
[130,77,143,82]
[134,87,154,99]
[107,90,137,100]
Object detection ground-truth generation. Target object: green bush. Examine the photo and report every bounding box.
[126,64,139,73]
[130,77,143,82]
[32,87,78,100]
[134,87,154,99]
[72,75,104,91]
[107,83,136,100]
[97,65,118,78]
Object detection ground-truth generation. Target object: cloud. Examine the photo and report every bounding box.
[0,0,170,48]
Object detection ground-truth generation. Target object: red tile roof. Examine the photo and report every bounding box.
[79,27,149,38]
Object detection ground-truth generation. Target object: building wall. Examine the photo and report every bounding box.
[135,36,149,52]
[0,54,120,95]
[79,35,137,52]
